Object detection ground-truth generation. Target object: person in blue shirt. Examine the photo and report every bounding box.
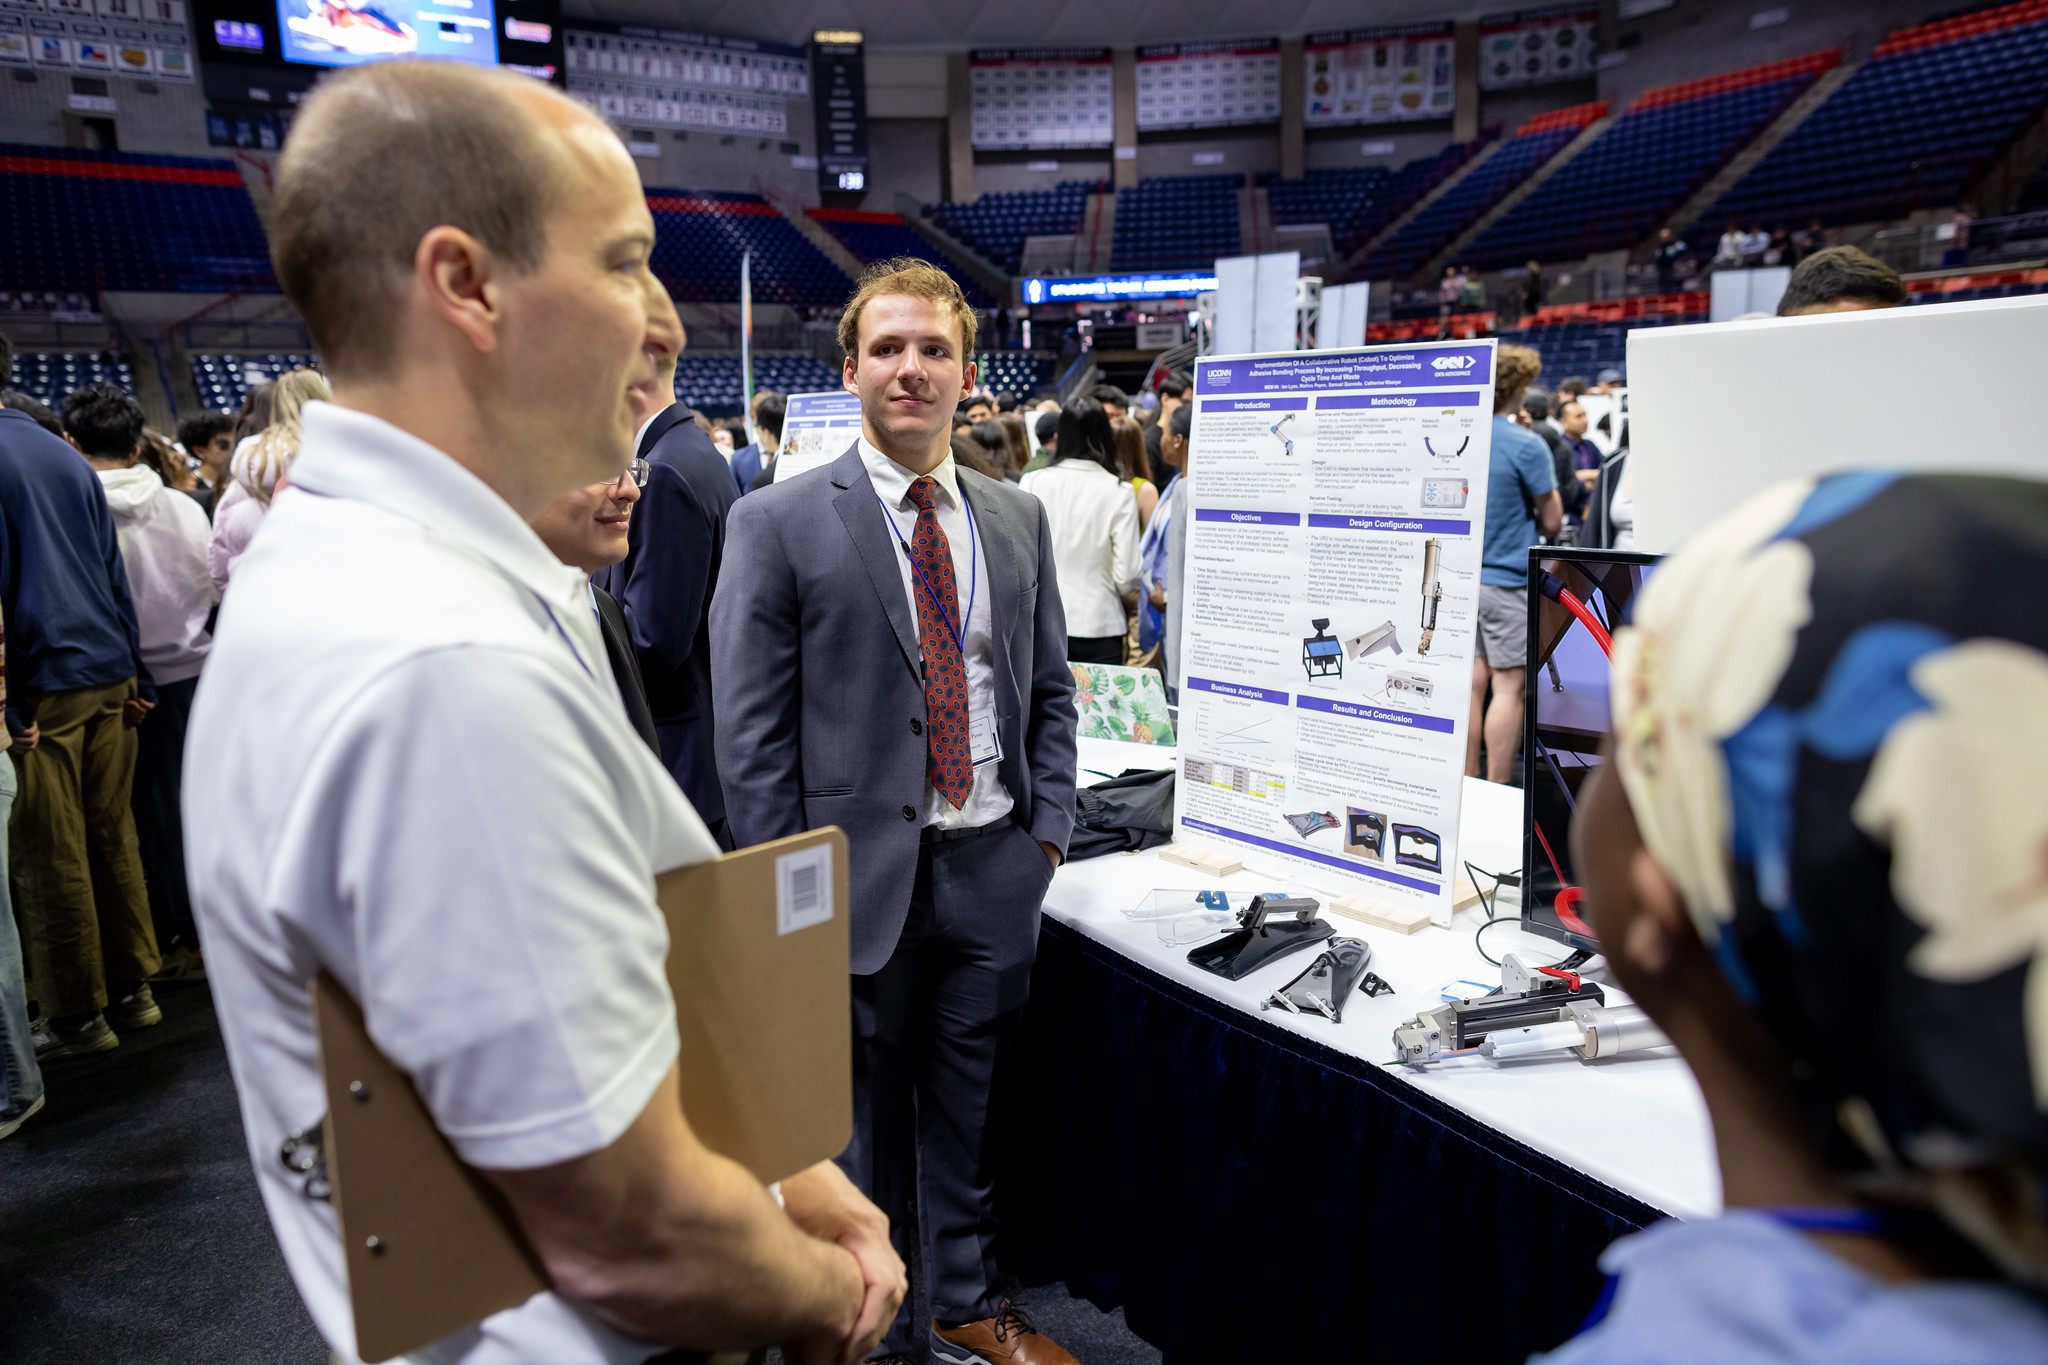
[1469,344,1559,783]
[0,357,162,1060]
[1542,472,2048,1365]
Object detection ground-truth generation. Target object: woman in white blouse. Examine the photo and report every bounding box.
[1020,396,1141,664]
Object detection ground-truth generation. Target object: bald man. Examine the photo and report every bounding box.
[182,61,901,1365]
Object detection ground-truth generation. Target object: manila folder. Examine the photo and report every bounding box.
[314,826,852,1363]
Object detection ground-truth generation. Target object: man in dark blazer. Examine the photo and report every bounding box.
[712,261,1080,1365]
[528,463,659,753]
[598,339,739,846]
[727,389,785,495]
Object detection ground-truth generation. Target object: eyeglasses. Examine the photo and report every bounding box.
[613,457,649,490]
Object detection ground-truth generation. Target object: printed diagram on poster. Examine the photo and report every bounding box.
[1173,341,1498,926]
[770,390,863,484]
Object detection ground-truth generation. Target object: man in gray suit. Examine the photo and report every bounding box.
[712,259,1080,1365]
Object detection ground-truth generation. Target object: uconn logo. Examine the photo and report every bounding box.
[1430,355,1478,372]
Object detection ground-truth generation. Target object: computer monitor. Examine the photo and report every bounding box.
[1519,546,1660,954]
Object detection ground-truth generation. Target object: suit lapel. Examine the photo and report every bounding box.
[637,405,687,459]
[830,447,923,682]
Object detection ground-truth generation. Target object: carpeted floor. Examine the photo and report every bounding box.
[0,981,1160,1365]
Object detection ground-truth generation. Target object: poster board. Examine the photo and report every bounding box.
[1626,294,2048,551]
[1316,282,1371,350]
[317,827,852,1364]
[1175,340,1498,927]
[773,390,863,484]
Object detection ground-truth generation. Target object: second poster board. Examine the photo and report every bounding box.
[1173,340,1499,927]
[771,390,864,484]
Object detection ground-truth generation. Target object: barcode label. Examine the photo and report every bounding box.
[775,845,834,935]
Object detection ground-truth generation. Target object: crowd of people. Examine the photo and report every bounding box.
[5,55,2045,1365]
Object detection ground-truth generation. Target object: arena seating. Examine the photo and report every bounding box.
[189,352,317,413]
[1367,103,1605,280]
[6,351,135,410]
[672,351,841,416]
[1339,134,1497,258]
[0,144,272,295]
[926,181,1095,274]
[2017,155,2048,210]
[1263,167,1391,234]
[1111,174,1243,271]
[804,209,999,308]
[1701,2,2048,230]
[646,189,851,309]
[1468,54,1837,270]
[976,352,1052,395]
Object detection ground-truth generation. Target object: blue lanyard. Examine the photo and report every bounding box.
[876,486,978,655]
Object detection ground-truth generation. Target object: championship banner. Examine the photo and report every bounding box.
[1304,24,1456,126]
[1480,6,1599,90]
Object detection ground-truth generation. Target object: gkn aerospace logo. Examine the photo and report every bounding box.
[1430,354,1478,372]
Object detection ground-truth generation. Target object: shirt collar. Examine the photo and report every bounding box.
[287,402,592,614]
[859,435,960,511]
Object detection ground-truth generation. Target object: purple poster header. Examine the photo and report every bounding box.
[1186,676,1290,706]
[1194,508,1301,527]
[1296,693,1456,733]
[1307,514,1472,535]
[1198,344,1493,396]
[1317,391,1481,410]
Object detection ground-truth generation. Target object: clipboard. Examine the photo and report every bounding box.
[314,826,852,1363]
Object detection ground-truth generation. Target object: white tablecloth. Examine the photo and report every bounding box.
[1054,737,1720,1220]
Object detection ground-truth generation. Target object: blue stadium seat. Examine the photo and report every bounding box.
[8,350,136,411]
[1367,111,1598,279]
[926,181,1096,275]
[1469,57,1833,269]
[1110,174,1244,272]
[0,143,272,295]
[807,212,1000,309]
[1699,15,2048,231]
[645,189,852,309]
[187,352,319,412]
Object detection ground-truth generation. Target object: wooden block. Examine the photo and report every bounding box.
[1157,843,1243,876]
[1453,878,1486,913]
[1328,894,1433,935]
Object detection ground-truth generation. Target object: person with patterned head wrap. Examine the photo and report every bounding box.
[1537,471,2048,1363]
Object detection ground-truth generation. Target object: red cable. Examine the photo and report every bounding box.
[1557,588,1613,658]
[1531,821,1597,938]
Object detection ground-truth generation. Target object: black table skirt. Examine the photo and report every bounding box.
[988,918,1667,1365]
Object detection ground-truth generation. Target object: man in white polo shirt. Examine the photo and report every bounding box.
[182,60,902,1365]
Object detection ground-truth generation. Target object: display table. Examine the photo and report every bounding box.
[987,739,1717,1364]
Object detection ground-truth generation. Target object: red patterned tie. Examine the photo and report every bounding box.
[906,476,973,808]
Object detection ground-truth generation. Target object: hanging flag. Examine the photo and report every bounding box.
[740,250,757,447]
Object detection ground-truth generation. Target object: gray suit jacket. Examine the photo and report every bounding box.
[711,444,1080,975]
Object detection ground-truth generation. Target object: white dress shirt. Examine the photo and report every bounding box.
[859,436,1013,830]
[184,402,720,1365]
[1018,457,1141,638]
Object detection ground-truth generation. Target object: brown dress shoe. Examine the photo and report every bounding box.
[930,1299,1080,1365]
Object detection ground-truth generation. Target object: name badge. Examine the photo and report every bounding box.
[970,713,1002,769]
